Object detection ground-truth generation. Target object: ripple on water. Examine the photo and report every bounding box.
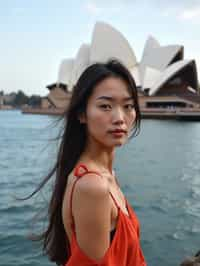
[0,204,34,214]
[150,205,167,214]
[1,111,200,266]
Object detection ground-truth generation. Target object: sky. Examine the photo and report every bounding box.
[1,0,200,96]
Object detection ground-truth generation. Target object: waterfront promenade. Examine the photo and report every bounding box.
[21,106,200,121]
[141,107,200,121]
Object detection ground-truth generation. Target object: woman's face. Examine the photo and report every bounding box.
[81,77,137,149]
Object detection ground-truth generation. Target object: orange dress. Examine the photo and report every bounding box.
[64,164,147,266]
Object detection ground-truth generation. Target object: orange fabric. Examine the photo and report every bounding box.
[64,164,147,266]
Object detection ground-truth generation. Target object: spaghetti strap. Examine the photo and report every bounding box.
[69,163,121,230]
[73,163,102,178]
[69,163,103,230]
[108,191,120,210]
[73,164,120,209]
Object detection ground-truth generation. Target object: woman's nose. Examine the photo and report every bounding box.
[112,107,124,124]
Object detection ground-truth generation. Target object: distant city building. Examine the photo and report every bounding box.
[0,95,3,106]
[0,92,16,109]
[3,93,17,104]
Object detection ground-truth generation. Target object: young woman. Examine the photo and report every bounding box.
[28,59,147,266]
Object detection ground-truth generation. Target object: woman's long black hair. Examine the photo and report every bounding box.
[23,59,141,265]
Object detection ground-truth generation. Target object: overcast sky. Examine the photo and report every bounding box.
[1,0,200,96]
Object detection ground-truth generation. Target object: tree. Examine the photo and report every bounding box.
[14,90,29,107]
[28,95,41,107]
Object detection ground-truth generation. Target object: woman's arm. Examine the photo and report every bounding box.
[72,173,111,262]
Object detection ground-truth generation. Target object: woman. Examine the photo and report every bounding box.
[28,59,146,266]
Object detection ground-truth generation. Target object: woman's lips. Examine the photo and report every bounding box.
[109,130,126,137]
[111,132,125,137]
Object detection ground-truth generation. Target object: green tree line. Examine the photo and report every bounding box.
[0,90,42,107]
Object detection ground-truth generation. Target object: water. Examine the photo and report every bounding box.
[0,110,200,266]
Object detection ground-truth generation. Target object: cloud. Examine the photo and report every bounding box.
[151,0,199,9]
[159,3,200,24]
[84,0,130,16]
[87,0,131,6]
[85,2,103,16]
[179,7,200,22]
[161,7,177,18]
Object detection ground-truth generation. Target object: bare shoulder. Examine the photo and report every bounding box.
[72,173,111,261]
[74,172,109,198]
[72,172,110,218]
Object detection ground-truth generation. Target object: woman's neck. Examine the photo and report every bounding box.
[79,148,115,175]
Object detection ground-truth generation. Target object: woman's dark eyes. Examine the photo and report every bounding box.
[99,104,135,110]
[125,104,135,110]
[99,104,111,109]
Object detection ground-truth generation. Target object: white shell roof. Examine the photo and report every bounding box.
[139,36,183,86]
[140,46,183,82]
[130,65,141,87]
[150,59,194,95]
[141,36,160,57]
[90,22,137,69]
[145,45,182,70]
[54,22,198,96]
[187,86,197,94]
[142,67,162,90]
[70,43,90,88]
[57,59,74,86]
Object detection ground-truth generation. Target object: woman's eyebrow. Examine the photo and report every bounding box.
[96,96,133,101]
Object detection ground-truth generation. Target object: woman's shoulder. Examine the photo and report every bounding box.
[72,170,109,199]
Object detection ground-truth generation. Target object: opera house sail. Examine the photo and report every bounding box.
[22,21,200,120]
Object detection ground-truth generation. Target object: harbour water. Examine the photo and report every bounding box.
[0,110,200,266]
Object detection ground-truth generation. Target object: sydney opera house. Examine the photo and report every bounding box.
[25,22,200,119]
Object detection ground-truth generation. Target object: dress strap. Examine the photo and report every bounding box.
[69,164,103,230]
[69,163,121,230]
[74,164,120,210]
[108,191,120,210]
[74,163,102,178]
